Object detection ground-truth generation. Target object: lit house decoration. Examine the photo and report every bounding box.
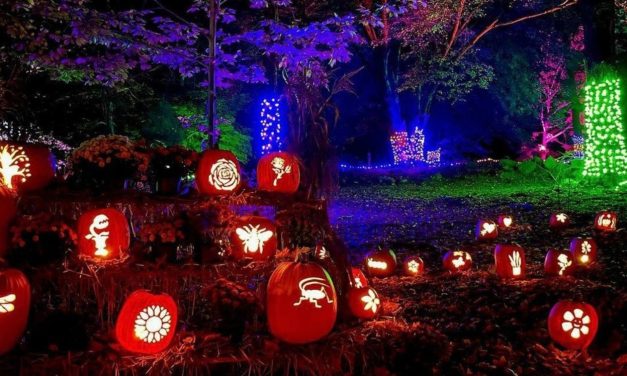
[0,269,31,355]
[475,220,498,241]
[267,261,337,344]
[259,97,284,155]
[497,215,514,229]
[77,208,130,263]
[443,250,472,272]
[229,216,277,261]
[257,152,300,193]
[364,248,397,278]
[494,244,526,278]
[351,267,368,288]
[544,249,574,276]
[403,256,425,277]
[426,148,441,166]
[572,135,585,159]
[549,212,570,229]
[0,142,55,192]
[196,150,242,195]
[548,301,598,350]
[115,290,178,354]
[594,211,617,232]
[347,286,381,320]
[569,237,598,266]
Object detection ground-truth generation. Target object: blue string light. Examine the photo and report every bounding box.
[259,97,283,155]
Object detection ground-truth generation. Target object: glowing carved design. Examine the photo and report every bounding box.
[208,158,240,191]
[480,222,496,236]
[85,214,110,257]
[0,144,31,189]
[452,251,470,269]
[509,250,522,276]
[557,254,572,276]
[561,309,591,339]
[407,260,420,274]
[0,294,16,313]
[580,241,592,263]
[134,305,172,343]
[317,246,328,259]
[293,277,334,309]
[597,214,616,230]
[271,157,292,186]
[361,289,380,313]
[236,224,273,254]
[502,217,513,227]
[354,277,363,288]
[367,258,387,270]
[556,213,568,223]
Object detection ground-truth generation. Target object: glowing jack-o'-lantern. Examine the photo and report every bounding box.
[314,243,330,260]
[0,142,55,192]
[347,286,381,320]
[115,290,178,354]
[364,248,397,278]
[196,150,242,195]
[77,208,130,262]
[549,212,570,229]
[443,250,472,272]
[229,216,277,261]
[475,220,498,240]
[544,249,575,276]
[594,211,617,232]
[498,215,514,229]
[548,301,598,350]
[403,256,425,276]
[351,267,368,288]
[267,261,337,344]
[257,152,300,193]
[0,269,31,355]
[569,237,598,266]
[494,244,526,278]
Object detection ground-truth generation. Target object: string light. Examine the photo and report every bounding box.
[572,135,585,159]
[259,97,283,155]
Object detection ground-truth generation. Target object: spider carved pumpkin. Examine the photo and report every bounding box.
[443,250,472,272]
[77,208,130,263]
[569,237,598,266]
[594,211,617,232]
[0,269,31,355]
[544,249,575,276]
[351,267,368,288]
[0,142,56,193]
[257,152,300,193]
[494,244,526,278]
[115,290,178,354]
[229,216,277,261]
[548,301,598,350]
[475,220,498,240]
[549,212,570,230]
[347,286,381,320]
[403,256,425,277]
[497,214,514,229]
[364,248,397,278]
[196,150,242,195]
[267,261,337,344]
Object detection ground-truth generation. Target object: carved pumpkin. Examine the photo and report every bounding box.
[443,250,472,272]
[494,244,526,278]
[267,261,337,344]
[314,243,330,260]
[196,150,242,195]
[497,215,514,229]
[548,301,598,350]
[229,216,277,261]
[351,267,368,288]
[403,256,425,276]
[0,142,55,192]
[347,286,381,320]
[569,237,598,266]
[0,269,31,355]
[257,152,300,193]
[549,212,570,229]
[544,249,575,276]
[115,290,178,354]
[594,211,617,232]
[77,208,130,263]
[475,220,498,240]
[364,248,397,278]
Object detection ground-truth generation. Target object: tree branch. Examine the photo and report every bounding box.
[444,0,466,58]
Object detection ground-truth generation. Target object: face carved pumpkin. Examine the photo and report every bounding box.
[230,216,277,261]
[498,215,514,229]
[594,211,617,232]
[257,152,300,193]
[544,249,574,276]
[196,150,242,195]
[347,286,381,320]
[351,267,368,288]
[569,237,598,266]
[494,244,526,278]
[475,220,498,240]
[443,250,472,272]
[364,248,397,278]
[0,142,55,193]
[0,269,31,355]
[548,301,598,350]
[550,212,570,229]
[403,256,425,276]
[77,208,130,263]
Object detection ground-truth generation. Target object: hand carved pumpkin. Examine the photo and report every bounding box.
[347,286,381,320]
[594,211,617,232]
[443,250,472,272]
[115,290,178,354]
[0,269,31,355]
[267,261,337,344]
[497,215,514,229]
[569,237,598,266]
[196,150,242,195]
[494,244,526,278]
[549,212,570,229]
[257,152,300,193]
[351,267,368,288]
[229,216,277,261]
[548,301,598,350]
[475,220,498,240]
[403,256,425,276]
[0,142,55,193]
[544,249,575,276]
[77,208,130,263]
[364,248,397,278]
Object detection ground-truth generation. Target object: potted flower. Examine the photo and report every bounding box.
[8,213,77,265]
[137,217,190,263]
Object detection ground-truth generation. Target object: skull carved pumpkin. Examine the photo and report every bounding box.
[0,142,55,193]
[196,150,242,195]
[475,220,498,240]
[257,152,300,193]
[77,208,130,263]
[351,267,368,288]
[494,244,526,278]
[548,301,598,350]
[347,286,381,320]
[0,269,31,355]
[569,237,598,266]
[544,249,575,276]
[594,211,617,232]
[549,212,570,229]
[364,248,397,278]
[443,250,472,272]
[403,256,425,276]
[229,216,277,261]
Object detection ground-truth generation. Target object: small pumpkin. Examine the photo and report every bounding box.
[196,150,242,195]
[257,152,300,193]
[549,212,570,229]
[494,244,526,278]
[347,286,381,320]
[229,216,277,261]
[351,267,368,288]
[544,249,575,276]
[594,211,617,232]
[548,301,598,350]
[364,248,397,278]
[497,214,514,229]
[475,219,498,240]
[77,208,130,263]
[403,256,425,276]
[0,269,31,355]
[443,250,472,272]
[569,237,598,266]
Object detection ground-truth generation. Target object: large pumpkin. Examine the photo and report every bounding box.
[196,150,242,195]
[569,237,598,266]
[494,244,526,278]
[257,152,300,193]
[443,250,472,272]
[230,216,277,261]
[77,208,130,262]
[115,290,178,354]
[364,248,397,278]
[267,261,337,344]
[0,142,55,192]
[548,301,598,350]
[0,269,31,355]
[347,286,381,320]
[475,219,498,240]
[594,211,617,232]
[544,249,575,276]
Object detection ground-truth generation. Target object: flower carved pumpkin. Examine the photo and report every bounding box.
[196,150,241,195]
[115,290,178,354]
[351,267,368,288]
[443,250,472,272]
[77,208,130,263]
[0,269,31,355]
[403,256,425,276]
[594,211,617,232]
[475,220,498,240]
[314,243,330,260]
[0,142,55,193]
[267,261,337,344]
[569,237,598,266]
[347,286,381,320]
[544,249,575,276]
[229,216,277,261]
[497,215,514,229]
[548,301,598,350]
[549,212,570,229]
[364,248,397,278]
[257,152,300,193]
[494,244,526,278]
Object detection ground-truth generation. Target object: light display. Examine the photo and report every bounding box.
[426,148,441,166]
[572,135,585,159]
[390,127,426,165]
[259,97,284,155]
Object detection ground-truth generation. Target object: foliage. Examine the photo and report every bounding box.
[143,101,185,146]
[500,155,584,186]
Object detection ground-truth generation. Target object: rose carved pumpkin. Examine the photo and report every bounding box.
[569,237,598,266]
[230,216,277,261]
[544,249,575,276]
[497,215,514,229]
[443,250,472,272]
[0,142,55,193]
[257,152,300,193]
[351,267,368,288]
[196,150,242,195]
[594,211,617,232]
[494,244,526,278]
[549,212,570,229]
[115,290,178,354]
[475,220,498,240]
[77,208,130,263]
[548,301,598,350]
[0,269,31,355]
[267,261,337,344]
[364,248,397,278]
[403,256,425,277]
[347,286,381,320]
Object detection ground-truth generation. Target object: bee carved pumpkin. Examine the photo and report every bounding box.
[0,142,56,193]
[230,216,277,261]
[347,286,381,320]
[196,150,242,195]
[0,269,31,355]
[494,244,526,278]
[77,208,130,263]
[257,152,300,193]
[548,301,598,350]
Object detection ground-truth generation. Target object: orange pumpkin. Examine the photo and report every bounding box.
[497,214,514,229]
[351,267,368,288]
[403,256,425,276]
[594,211,617,232]
[347,286,381,320]
[257,152,300,193]
[544,249,575,276]
[364,248,397,278]
[0,142,55,193]
[494,244,526,279]
[569,237,598,266]
[0,269,31,355]
[196,150,242,195]
[549,212,570,229]
[475,220,498,240]
[443,250,472,272]
[77,208,130,263]
[548,301,598,350]
[229,216,277,261]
